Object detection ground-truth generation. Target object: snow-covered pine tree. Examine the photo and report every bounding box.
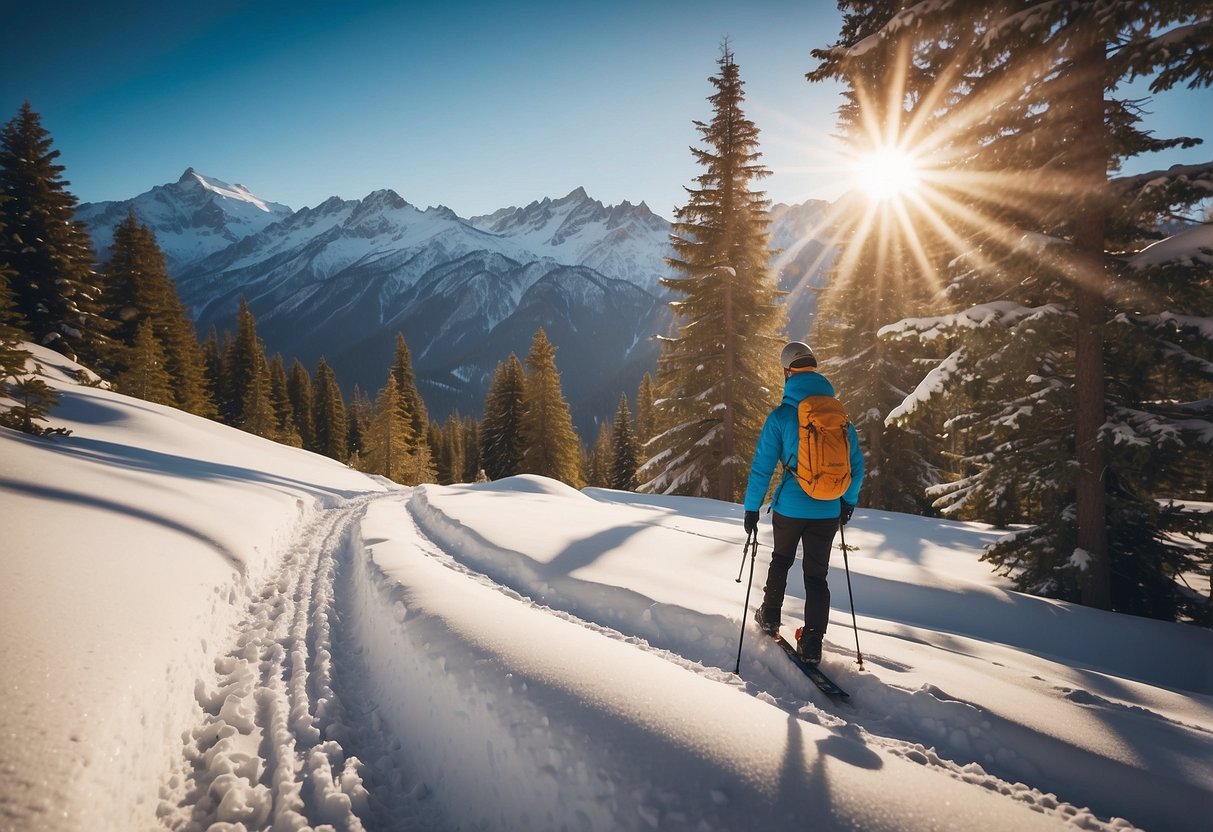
[0,103,109,366]
[481,354,527,480]
[818,2,1212,621]
[642,46,784,501]
[520,328,583,488]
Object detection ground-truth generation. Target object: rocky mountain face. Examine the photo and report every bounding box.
[79,172,833,434]
[77,169,293,267]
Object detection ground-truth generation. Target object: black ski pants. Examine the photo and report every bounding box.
[760,512,839,635]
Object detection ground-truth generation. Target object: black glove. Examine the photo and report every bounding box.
[744,510,759,535]
[839,500,854,526]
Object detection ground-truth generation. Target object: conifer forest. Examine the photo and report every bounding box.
[2,3,1210,627]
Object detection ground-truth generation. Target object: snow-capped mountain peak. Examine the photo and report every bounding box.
[77,168,294,269]
[178,167,285,215]
[464,186,671,291]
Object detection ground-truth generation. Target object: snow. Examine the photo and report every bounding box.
[1128,222,1213,268]
[2,345,1212,832]
[467,188,672,292]
[185,170,283,215]
[76,168,295,272]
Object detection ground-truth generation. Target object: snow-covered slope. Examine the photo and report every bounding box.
[76,168,293,270]
[3,347,1211,832]
[0,346,382,831]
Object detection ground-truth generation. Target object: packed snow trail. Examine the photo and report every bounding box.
[8,350,1211,832]
[404,479,1211,832]
[157,492,439,831]
[350,491,1133,832]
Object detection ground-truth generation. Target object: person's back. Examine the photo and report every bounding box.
[742,341,865,664]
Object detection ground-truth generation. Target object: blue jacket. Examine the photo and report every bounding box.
[743,371,865,518]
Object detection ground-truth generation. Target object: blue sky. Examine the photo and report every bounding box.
[3,1,1210,218]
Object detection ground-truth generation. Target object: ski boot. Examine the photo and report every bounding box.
[754,605,780,636]
[795,626,824,666]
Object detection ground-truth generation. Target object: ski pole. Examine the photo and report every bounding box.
[733,530,759,675]
[734,532,750,583]
[838,521,865,671]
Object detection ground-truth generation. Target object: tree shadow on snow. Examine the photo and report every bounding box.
[35,433,366,502]
[0,477,245,570]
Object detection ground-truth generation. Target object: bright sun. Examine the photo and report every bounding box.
[855,147,921,201]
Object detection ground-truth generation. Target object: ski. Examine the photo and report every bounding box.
[771,633,849,699]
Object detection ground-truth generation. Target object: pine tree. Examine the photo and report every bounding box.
[428,421,449,483]
[240,357,278,440]
[610,393,639,491]
[117,318,174,405]
[100,212,213,416]
[223,299,276,437]
[347,385,374,462]
[202,327,227,421]
[0,103,108,366]
[587,422,613,488]
[268,354,301,447]
[634,372,659,448]
[0,200,31,385]
[387,332,435,482]
[287,358,318,452]
[520,328,583,487]
[642,47,785,501]
[460,417,482,482]
[810,2,1213,621]
[441,413,466,484]
[313,358,348,461]
[480,353,528,480]
[389,332,429,445]
[362,376,412,482]
[220,299,258,425]
[0,374,66,436]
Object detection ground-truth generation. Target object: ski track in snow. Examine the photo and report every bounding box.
[400,489,1153,831]
[157,492,440,832]
[156,485,1192,830]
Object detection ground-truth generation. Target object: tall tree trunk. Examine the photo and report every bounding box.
[720,266,736,501]
[1071,15,1111,609]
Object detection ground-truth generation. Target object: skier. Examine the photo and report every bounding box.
[743,341,865,665]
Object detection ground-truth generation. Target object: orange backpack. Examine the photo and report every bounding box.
[788,395,853,500]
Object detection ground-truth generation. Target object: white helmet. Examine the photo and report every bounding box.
[780,341,817,370]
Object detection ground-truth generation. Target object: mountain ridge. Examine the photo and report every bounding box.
[78,172,834,433]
